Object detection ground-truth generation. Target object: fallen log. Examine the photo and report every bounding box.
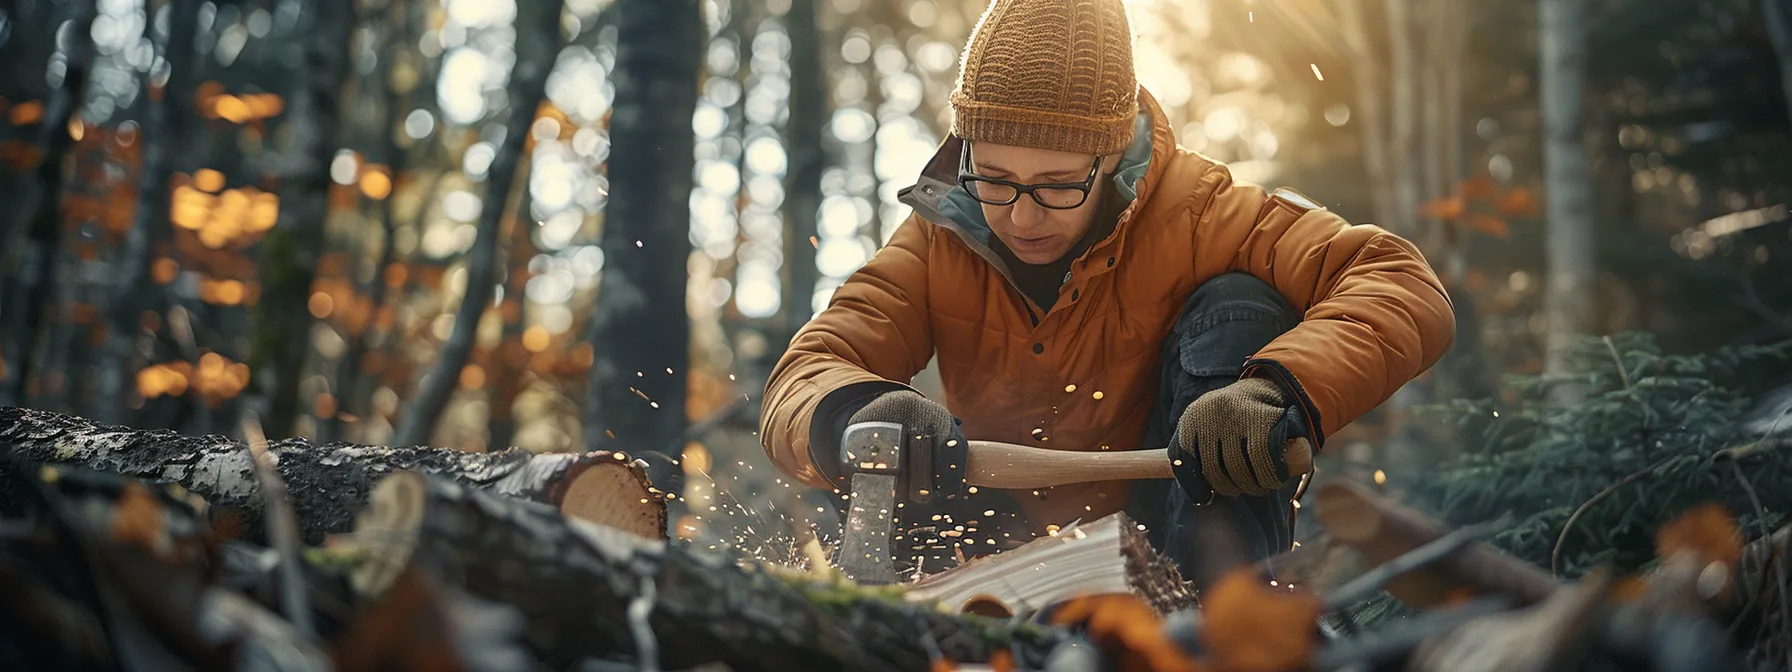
[0,406,666,544]
[1313,479,1560,609]
[900,513,1197,618]
[341,470,1062,671]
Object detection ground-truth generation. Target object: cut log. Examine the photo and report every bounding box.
[1313,479,1559,609]
[0,406,666,544]
[900,513,1197,618]
[343,470,1062,671]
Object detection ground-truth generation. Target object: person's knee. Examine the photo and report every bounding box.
[1175,272,1299,331]
[1165,273,1299,379]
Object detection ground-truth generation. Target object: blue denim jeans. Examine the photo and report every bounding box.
[1124,271,1305,591]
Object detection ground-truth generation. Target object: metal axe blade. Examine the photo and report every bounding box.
[837,421,902,585]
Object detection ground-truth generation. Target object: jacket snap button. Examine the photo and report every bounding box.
[1106,257,1116,267]
[1032,343,1044,354]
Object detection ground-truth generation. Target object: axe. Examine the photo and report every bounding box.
[834,421,1314,584]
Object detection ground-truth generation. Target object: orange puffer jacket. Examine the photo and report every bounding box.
[760,89,1455,531]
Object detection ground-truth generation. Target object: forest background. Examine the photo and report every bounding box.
[2,0,1790,579]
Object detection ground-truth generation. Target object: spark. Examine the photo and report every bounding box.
[1092,391,1103,400]
[1311,64,1324,81]
[635,240,643,248]
[1064,384,1077,393]
[1374,469,1388,485]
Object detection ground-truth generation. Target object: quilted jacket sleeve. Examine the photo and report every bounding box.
[1189,166,1456,447]
[759,215,938,489]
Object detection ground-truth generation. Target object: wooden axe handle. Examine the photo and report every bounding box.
[961,439,1315,491]
[963,440,1172,489]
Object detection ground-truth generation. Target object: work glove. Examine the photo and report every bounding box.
[847,390,970,501]
[1173,377,1314,499]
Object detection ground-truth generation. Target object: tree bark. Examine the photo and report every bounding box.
[346,470,1061,671]
[0,406,666,546]
[0,0,97,409]
[394,0,565,449]
[1540,0,1596,398]
[1313,479,1560,610]
[584,0,701,462]
[783,0,827,337]
[95,0,202,425]
[1764,0,1792,132]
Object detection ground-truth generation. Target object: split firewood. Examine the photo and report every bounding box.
[900,513,1197,618]
[339,470,1062,671]
[1313,479,1559,609]
[0,406,667,544]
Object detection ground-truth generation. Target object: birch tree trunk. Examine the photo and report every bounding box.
[583,0,701,461]
[0,0,97,408]
[394,0,565,449]
[1540,0,1596,395]
[95,0,202,425]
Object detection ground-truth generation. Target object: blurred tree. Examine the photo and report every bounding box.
[247,0,356,438]
[394,0,568,449]
[0,0,96,407]
[1541,0,1597,402]
[1766,0,1792,128]
[782,0,827,339]
[583,0,701,463]
[95,0,202,425]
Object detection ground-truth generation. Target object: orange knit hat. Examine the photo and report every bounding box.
[951,0,1139,156]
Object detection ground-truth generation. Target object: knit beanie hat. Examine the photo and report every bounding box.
[951,0,1139,156]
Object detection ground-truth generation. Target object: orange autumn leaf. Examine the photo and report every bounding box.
[1199,569,1322,672]
[989,649,1015,672]
[1496,187,1539,217]
[1463,213,1509,238]
[9,99,44,125]
[1418,196,1465,220]
[1459,173,1496,200]
[1656,503,1743,568]
[1050,594,1210,672]
[110,481,167,552]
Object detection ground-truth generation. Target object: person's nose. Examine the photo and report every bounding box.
[1010,193,1047,230]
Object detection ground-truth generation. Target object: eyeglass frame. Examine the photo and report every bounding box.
[956,143,1103,210]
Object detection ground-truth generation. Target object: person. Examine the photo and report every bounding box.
[758,0,1455,588]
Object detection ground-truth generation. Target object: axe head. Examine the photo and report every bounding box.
[836,420,902,585]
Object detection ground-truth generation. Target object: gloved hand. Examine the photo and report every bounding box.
[847,390,970,501]
[1173,377,1314,498]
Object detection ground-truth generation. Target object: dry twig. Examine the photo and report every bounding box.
[241,412,315,638]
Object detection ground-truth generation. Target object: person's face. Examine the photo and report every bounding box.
[961,141,1113,265]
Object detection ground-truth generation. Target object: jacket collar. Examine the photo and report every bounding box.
[896,88,1173,290]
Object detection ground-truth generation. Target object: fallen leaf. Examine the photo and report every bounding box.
[1199,568,1321,672]
[110,481,167,554]
[1050,593,1209,672]
[1656,503,1742,568]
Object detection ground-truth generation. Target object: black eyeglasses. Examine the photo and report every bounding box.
[957,145,1102,210]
